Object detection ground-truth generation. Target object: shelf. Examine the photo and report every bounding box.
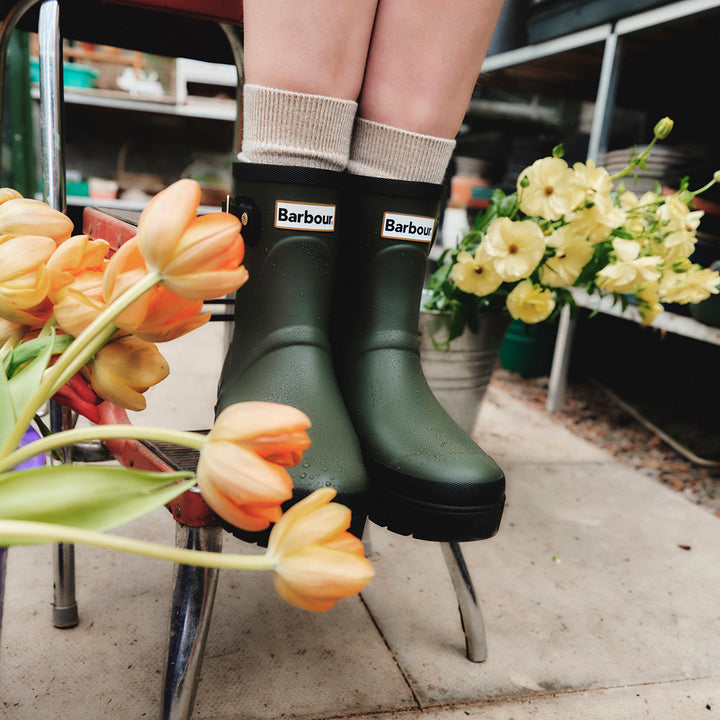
[30,85,237,121]
[61,194,225,215]
[571,288,720,346]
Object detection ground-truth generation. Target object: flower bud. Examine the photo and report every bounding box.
[81,336,169,411]
[267,488,374,612]
[196,402,311,531]
[653,117,674,140]
[0,235,56,324]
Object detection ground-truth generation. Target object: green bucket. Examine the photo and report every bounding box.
[499,319,557,377]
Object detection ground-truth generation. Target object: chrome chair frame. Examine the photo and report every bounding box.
[0,2,490,717]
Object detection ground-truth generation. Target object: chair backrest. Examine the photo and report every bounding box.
[3,0,244,64]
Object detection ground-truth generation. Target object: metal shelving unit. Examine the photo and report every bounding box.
[479,0,720,410]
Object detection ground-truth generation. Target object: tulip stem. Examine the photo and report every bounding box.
[0,272,163,460]
[0,519,276,571]
[0,425,206,475]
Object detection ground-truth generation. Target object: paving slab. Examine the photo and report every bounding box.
[1,514,411,720]
[361,386,720,712]
[2,325,719,720]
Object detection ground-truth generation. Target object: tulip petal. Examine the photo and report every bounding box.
[0,198,74,241]
[267,488,338,555]
[137,179,201,272]
[196,443,293,531]
[211,402,312,459]
[160,266,249,301]
[163,213,243,275]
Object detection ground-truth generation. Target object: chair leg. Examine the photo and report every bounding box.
[440,541,488,663]
[161,522,223,720]
[50,401,80,628]
[52,542,79,628]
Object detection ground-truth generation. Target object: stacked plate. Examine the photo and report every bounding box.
[599,145,687,194]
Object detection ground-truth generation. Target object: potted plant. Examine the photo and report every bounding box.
[420,117,720,430]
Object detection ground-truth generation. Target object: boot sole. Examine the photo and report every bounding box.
[368,478,505,543]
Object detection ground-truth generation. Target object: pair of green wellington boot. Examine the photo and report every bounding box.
[216,162,505,544]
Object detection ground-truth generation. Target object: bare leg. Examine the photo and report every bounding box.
[359,0,505,138]
[242,0,378,100]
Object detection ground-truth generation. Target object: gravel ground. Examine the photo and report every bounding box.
[490,367,720,519]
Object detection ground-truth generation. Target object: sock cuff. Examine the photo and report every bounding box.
[239,84,357,171]
[347,117,456,184]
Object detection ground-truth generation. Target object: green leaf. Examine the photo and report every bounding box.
[0,363,15,448]
[7,334,72,378]
[0,464,196,543]
[8,329,55,419]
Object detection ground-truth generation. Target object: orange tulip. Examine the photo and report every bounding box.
[102,237,210,342]
[81,336,169,411]
[196,402,311,532]
[136,180,247,301]
[46,234,109,302]
[0,188,23,206]
[0,235,56,325]
[0,197,73,242]
[267,488,374,612]
[53,286,108,338]
[136,179,201,268]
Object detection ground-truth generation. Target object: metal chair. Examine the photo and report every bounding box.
[0,2,490,717]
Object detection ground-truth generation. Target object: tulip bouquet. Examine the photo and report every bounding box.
[425,118,720,345]
[0,180,373,612]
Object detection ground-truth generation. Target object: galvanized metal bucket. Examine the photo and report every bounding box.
[419,310,510,434]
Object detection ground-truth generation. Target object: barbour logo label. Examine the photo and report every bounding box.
[275,201,336,231]
[381,212,435,242]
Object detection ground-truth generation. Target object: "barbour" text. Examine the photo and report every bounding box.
[275,201,336,231]
[381,212,435,242]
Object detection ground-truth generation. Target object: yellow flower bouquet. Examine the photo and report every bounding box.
[425,118,720,345]
[0,180,373,614]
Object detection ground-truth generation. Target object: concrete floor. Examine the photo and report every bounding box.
[2,322,719,719]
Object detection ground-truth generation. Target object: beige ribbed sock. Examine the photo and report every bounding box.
[239,84,357,171]
[347,117,456,184]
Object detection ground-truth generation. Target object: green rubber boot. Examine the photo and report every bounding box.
[217,163,368,541]
[334,175,505,542]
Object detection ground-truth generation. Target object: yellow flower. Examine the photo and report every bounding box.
[517,157,585,220]
[619,190,659,234]
[451,247,503,297]
[196,402,310,532]
[656,195,703,259]
[596,238,662,294]
[660,230,696,260]
[659,266,720,304]
[0,235,56,324]
[572,159,613,203]
[539,225,594,287]
[568,200,626,245]
[81,336,169,412]
[636,283,664,325]
[505,279,555,324]
[483,217,545,282]
[0,197,73,242]
[267,488,374,612]
[136,179,248,301]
